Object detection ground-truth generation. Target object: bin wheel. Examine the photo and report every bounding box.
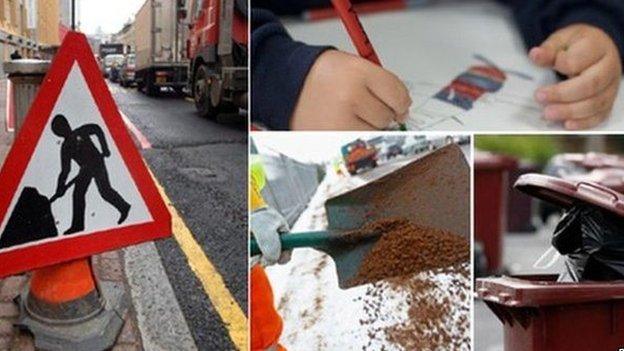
[194,64,235,118]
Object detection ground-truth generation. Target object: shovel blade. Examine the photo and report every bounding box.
[315,230,381,289]
[324,144,470,288]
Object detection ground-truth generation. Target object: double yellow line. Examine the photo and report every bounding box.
[153,175,248,350]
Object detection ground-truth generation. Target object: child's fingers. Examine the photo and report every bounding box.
[553,36,605,76]
[365,65,412,117]
[529,47,558,67]
[354,90,397,129]
[535,55,617,104]
[349,117,378,131]
[543,81,618,121]
[529,27,577,67]
[564,112,608,130]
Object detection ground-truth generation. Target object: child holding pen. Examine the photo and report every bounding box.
[252,1,624,130]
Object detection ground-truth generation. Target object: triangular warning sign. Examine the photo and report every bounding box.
[0,32,171,278]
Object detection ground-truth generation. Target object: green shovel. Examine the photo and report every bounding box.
[250,229,382,289]
[251,143,470,289]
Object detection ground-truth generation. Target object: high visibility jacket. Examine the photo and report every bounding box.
[250,156,267,211]
[251,265,285,351]
[250,157,285,351]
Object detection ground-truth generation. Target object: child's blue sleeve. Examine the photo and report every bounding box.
[251,8,332,130]
[502,0,624,67]
[252,0,331,15]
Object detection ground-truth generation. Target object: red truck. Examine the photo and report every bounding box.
[183,0,248,117]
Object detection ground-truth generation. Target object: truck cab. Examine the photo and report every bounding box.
[341,139,378,175]
[185,0,248,117]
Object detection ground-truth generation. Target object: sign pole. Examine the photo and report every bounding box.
[71,0,76,31]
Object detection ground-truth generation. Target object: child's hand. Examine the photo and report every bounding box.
[529,24,622,130]
[290,50,412,130]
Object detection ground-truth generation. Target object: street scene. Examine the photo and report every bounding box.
[250,133,471,350]
[0,1,247,350]
[474,135,624,351]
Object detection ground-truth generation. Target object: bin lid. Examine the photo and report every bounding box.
[474,151,517,170]
[566,168,624,193]
[562,152,624,170]
[514,173,624,217]
[476,275,624,307]
[3,59,50,75]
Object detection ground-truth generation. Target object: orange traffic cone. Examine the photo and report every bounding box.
[18,258,125,351]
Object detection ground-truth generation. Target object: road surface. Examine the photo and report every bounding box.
[110,83,248,350]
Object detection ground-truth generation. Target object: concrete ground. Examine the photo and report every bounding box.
[0,79,248,350]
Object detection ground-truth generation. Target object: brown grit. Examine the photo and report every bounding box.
[349,218,469,287]
[352,218,470,350]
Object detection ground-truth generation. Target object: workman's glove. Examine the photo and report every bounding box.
[251,207,291,266]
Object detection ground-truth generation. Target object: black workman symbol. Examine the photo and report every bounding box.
[51,114,131,235]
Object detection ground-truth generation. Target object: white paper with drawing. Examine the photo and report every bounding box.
[285,0,624,131]
[403,54,558,131]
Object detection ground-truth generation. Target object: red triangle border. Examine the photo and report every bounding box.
[0,31,171,278]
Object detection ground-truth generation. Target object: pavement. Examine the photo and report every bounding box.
[0,251,144,351]
[0,79,248,350]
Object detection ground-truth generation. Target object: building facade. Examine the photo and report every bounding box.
[37,0,60,47]
[0,0,61,74]
[113,22,135,54]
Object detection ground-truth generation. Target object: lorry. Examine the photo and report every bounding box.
[134,0,188,96]
[99,43,124,58]
[341,139,378,176]
[183,0,248,117]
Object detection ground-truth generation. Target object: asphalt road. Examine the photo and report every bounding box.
[109,83,248,350]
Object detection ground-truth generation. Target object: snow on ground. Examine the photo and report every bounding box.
[266,154,471,350]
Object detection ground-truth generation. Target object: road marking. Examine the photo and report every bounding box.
[121,111,152,149]
[152,173,248,351]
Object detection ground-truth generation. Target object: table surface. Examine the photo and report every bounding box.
[285,0,624,131]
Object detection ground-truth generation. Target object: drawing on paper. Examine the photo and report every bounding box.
[404,54,536,130]
[433,65,506,110]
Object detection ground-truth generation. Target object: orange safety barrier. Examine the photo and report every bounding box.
[251,264,285,351]
[30,258,96,304]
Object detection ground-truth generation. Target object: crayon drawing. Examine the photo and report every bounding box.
[404,55,538,130]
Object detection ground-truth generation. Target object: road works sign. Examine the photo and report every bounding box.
[0,32,171,277]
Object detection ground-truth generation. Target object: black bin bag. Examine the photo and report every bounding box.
[553,203,624,282]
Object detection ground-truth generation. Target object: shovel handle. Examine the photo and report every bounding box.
[250,231,331,256]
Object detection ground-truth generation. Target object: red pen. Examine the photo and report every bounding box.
[330,0,408,130]
[330,0,382,64]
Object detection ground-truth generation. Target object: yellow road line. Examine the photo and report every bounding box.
[152,173,248,350]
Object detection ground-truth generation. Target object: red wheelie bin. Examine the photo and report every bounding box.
[477,275,624,351]
[474,152,517,274]
[562,152,624,170]
[566,167,624,193]
[478,173,624,350]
